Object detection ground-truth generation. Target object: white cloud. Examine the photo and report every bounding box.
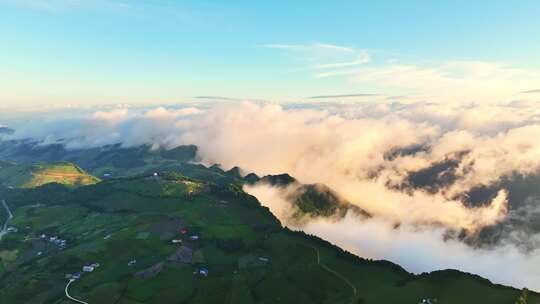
[350,61,540,103]
[9,106,203,149]
[245,183,540,290]
[175,102,521,231]
[302,213,540,290]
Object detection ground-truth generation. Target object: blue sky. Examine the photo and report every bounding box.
[1,0,539,107]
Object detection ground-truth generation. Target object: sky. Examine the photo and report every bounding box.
[1,0,539,107]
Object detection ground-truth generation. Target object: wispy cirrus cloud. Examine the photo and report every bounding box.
[313,53,369,69]
[309,93,378,99]
[194,96,242,102]
[261,43,356,54]
[263,42,540,103]
[350,61,540,103]
[261,43,370,77]
[522,89,540,94]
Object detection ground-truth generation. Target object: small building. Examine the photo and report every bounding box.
[82,266,94,272]
[180,228,188,234]
[40,234,46,239]
[128,259,137,266]
[171,239,183,244]
[198,267,209,277]
[258,257,270,263]
[145,172,161,181]
[189,235,199,241]
[90,263,100,268]
[49,236,58,241]
[72,272,81,280]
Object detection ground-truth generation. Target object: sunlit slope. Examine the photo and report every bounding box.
[0,162,100,188]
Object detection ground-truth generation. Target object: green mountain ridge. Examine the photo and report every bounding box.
[0,170,535,303]
[245,173,369,219]
[0,140,536,303]
[0,140,197,178]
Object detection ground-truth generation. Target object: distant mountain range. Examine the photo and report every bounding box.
[0,126,14,136]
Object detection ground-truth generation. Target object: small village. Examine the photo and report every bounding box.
[40,233,68,250]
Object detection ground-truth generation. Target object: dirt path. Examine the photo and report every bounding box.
[0,199,13,240]
[305,244,358,302]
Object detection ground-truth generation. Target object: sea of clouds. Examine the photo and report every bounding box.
[4,100,540,289]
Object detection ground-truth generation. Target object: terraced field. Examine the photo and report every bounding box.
[0,162,99,189]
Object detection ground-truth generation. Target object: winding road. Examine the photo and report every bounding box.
[0,199,13,240]
[0,198,89,304]
[65,279,89,304]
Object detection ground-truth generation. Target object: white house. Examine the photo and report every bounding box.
[199,268,209,276]
[82,266,94,272]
